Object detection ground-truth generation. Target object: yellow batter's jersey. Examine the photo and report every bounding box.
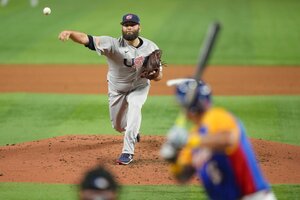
[196,107,240,153]
[189,107,270,200]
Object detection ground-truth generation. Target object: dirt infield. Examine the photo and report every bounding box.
[0,65,300,185]
[0,64,300,95]
[0,135,300,185]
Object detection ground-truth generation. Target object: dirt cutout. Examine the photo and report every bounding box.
[0,65,300,95]
[0,65,300,185]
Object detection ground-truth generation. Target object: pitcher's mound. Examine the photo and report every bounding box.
[0,135,300,185]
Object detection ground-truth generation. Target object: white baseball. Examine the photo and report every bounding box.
[43,7,51,15]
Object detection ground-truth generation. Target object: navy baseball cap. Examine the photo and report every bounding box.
[120,13,140,25]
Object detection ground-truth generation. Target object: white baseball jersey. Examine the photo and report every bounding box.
[91,36,161,155]
[93,36,159,93]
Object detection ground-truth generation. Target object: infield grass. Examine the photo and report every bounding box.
[0,93,299,146]
[0,183,299,200]
[0,0,300,65]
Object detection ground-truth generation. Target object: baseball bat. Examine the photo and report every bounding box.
[194,22,221,81]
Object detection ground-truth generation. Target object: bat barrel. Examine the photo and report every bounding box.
[194,22,221,80]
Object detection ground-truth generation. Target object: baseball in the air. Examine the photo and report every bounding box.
[43,7,51,15]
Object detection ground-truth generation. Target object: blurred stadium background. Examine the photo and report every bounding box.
[1,0,300,65]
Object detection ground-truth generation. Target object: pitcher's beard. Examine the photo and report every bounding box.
[122,30,139,41]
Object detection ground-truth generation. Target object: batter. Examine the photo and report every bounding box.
[161,80,277,200]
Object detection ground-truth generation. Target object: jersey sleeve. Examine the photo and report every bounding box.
[202,108,240,154]
[84,35,96,51]
[92,36,114,56]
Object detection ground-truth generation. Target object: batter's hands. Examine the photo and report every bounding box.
[170,148,196,184]
[58,31,71,41]
[160,125,188,162]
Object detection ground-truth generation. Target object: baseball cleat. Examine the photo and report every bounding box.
[116,153,134,165]
[136,133,141,143]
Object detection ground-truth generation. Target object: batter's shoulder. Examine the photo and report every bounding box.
[203,107,236,127]
[207,107,229,116]
[205,107,232,118]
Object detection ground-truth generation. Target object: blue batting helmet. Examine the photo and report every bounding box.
[175,79,212,113]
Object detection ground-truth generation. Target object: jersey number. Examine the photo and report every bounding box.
[206,161,223,185]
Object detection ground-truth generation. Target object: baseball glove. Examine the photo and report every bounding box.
[141,49,163,80]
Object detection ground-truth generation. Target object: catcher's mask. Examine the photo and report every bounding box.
[175,79,212,113]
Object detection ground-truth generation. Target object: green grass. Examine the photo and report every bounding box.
[0,183,299,200]
[0,93,299,146]
[0,183,77,200]
[0,0,300,65]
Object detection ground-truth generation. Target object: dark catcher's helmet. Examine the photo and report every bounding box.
[175,79,212,113]
[80,165,119,192]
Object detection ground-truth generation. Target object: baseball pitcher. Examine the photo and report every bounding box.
[59,13,164,165]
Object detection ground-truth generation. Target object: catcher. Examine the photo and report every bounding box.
[161,79,277,200]
[59,13,164,165]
